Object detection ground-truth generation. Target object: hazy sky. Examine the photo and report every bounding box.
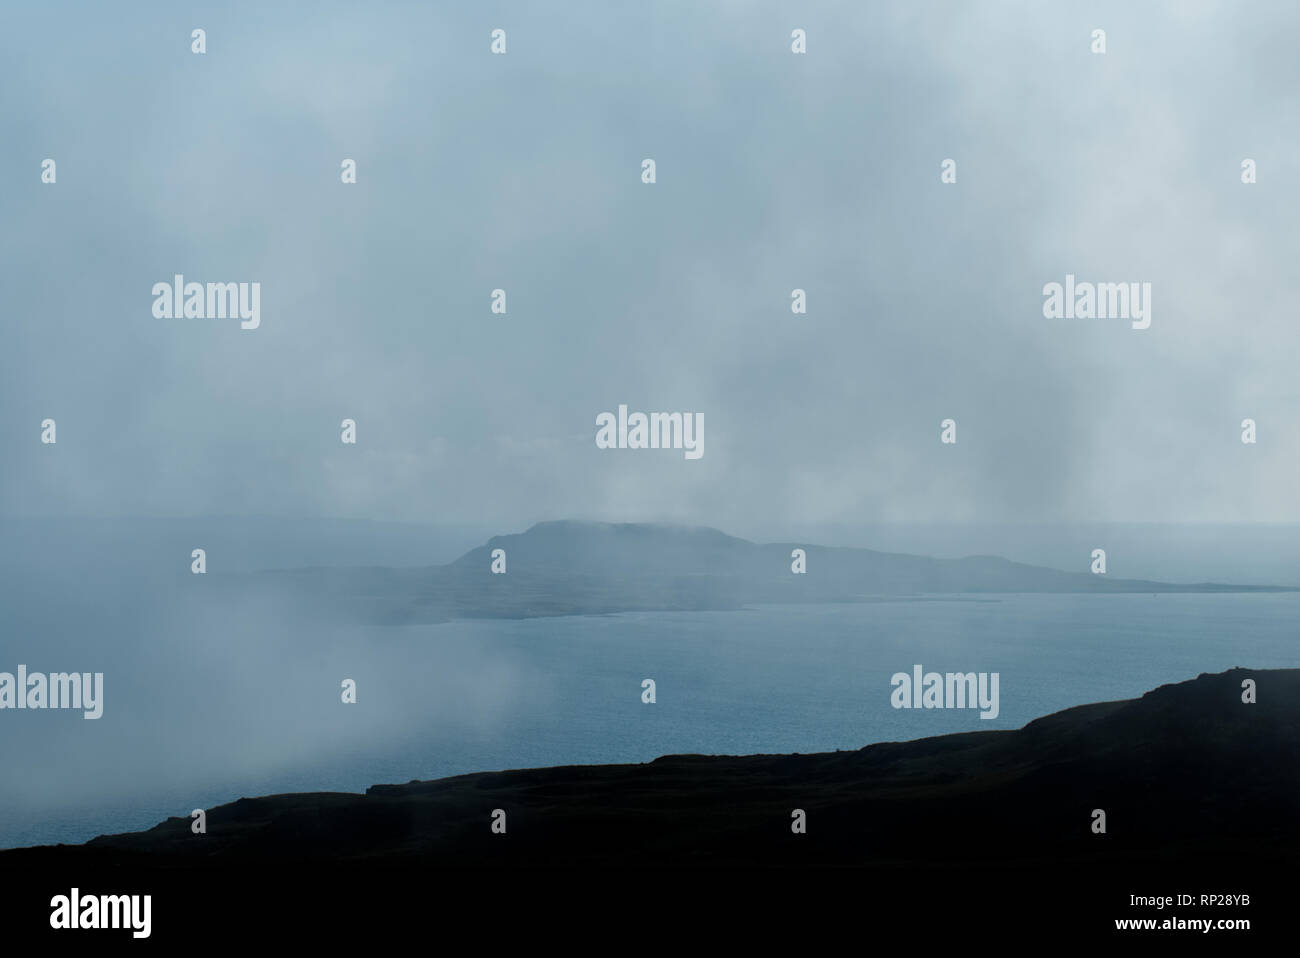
[3,1,1297,532]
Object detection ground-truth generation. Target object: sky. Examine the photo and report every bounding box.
[2,0,1298,534]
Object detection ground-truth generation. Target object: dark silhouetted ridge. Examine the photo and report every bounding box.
[4,668,1295,870]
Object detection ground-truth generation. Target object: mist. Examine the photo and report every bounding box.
[2,1,1297,529]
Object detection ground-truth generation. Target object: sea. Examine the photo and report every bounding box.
[1,528,1297,850]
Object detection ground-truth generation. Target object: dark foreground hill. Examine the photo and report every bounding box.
[6,668,1292,943]
[6,668,1295,870]
[234,520,1293,623]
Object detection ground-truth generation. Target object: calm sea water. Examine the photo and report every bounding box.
[2,590,1297,849]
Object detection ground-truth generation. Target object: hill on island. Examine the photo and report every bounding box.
[235,520,1294,623]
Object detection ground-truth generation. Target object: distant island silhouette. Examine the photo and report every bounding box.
[221,520,1296,624]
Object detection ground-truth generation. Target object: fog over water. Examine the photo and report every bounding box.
[1,518,1297,849]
